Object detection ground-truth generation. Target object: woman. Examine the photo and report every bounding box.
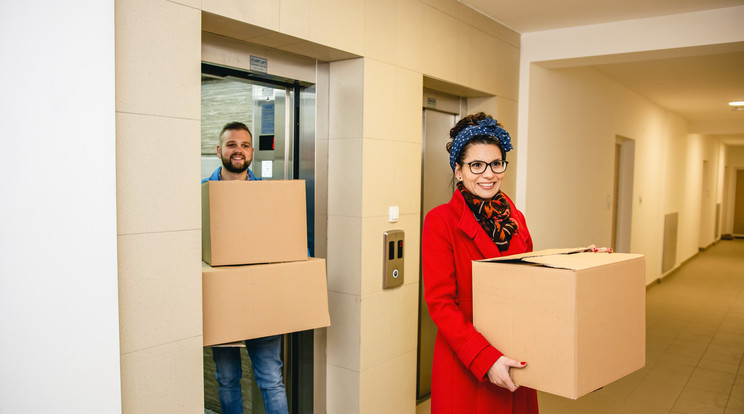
[422,112,538,413]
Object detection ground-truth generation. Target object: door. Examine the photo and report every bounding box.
[734,169,744,235]
[613,136,635,253]
[417,108,457,400]
[201,63,316,414]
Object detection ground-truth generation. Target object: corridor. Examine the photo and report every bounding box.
[538,239,744,414]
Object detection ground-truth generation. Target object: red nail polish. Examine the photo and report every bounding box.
[521,362,526,365]
[593,247,598,252]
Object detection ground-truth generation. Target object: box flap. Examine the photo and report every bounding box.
[478,247,586,263]
[477,247,643,271]
[525,252,643,271]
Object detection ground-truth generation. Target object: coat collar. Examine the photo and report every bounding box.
[450,190,503,259]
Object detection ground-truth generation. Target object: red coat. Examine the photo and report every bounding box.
[422,190,538,414]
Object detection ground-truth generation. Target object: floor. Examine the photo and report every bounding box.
[537,239,744,414]
[417,239,744,414]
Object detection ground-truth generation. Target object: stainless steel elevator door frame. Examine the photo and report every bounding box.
[201,62,317,414]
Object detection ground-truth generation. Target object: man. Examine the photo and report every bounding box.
[202,121,289,414]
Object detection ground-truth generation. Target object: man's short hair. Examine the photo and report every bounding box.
[219,122,252,146]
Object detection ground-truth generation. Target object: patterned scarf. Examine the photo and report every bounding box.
[457,182,519,252]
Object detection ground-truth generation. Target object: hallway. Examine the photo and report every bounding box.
[538,239,744,414]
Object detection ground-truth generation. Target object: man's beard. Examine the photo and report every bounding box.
[221,155,249,173]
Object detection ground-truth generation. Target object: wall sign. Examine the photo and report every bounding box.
[250,55,268,73]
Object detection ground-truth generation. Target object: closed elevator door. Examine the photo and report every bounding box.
[201,63,317,414]
[417,108,457,400]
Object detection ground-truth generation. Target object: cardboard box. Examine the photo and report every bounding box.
[202,258,331,346]
[472,248,646,399]
[202,180,308,266]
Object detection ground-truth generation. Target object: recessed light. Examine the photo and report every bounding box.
[729,101,744,107]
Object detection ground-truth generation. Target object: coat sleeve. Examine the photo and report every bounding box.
[422,208,503,381]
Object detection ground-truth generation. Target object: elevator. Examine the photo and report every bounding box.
[201,61,318,414]
[417,92,462,401]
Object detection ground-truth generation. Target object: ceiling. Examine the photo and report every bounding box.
[458,0,744,142]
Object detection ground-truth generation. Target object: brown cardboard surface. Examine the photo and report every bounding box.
[202,180,308,266]
[473,250,646,399]
[202,258,331,346]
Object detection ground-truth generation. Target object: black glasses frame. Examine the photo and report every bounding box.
[464,160,509,174]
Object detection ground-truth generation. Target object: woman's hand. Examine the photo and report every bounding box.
[487,356,526,392]
[585,244,613,253]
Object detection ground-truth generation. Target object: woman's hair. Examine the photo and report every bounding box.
[446,112,507,163]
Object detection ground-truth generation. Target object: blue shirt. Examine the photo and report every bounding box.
[202,166,259,183]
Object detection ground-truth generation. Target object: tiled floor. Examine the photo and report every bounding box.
[538,239,744,414]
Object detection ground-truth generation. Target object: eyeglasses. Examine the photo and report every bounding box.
[464,160,508,174]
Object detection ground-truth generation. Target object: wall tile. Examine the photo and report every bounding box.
[454,21,476,89]
[394,68,424,143]
[398,213,422,288]
[362,140,422,217]
[326,364,361,414]
[363,0,398,63]
[395,0,425,73]
[115,0,200,119]
[311,0,364,55]
[168,0,200,8]
[468,28,495,93]
[280,0,311,39]
[201,32,318,84]
[328,138,363,217]
[422,6,457,82]
[329,59,364,139]
[360,284,419,370]
[202,0,280,31]
[361,139,395,217]
[117,230,202,354]
[120,336,203,414]
[495,40,521,100]
[116,113,201,235]
[359,351,417,414]
[327,215,362,294]
[363,60,398,140]
[361,60,423,142]
[326,291,362,371]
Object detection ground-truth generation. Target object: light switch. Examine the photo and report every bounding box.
[389,206,399,223]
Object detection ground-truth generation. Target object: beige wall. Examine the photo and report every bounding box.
[115,0,520,413]
[115,0,204,412]
[518,6,744,284]
[525,65,667,283]
[523,62,735,284]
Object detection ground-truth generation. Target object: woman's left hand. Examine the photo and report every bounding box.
[585,244,613,253]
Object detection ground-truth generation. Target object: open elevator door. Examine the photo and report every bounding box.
[201,62,317,414]
[418,107,458,401]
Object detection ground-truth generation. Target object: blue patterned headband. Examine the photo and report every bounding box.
[449,116,513,171]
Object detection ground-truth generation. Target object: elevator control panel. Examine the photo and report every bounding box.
[383,230,404,289]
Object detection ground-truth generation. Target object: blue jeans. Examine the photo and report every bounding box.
[212,335,288,414]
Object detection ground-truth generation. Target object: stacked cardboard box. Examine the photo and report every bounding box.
[201,180,331,347]
[472,248,646,399]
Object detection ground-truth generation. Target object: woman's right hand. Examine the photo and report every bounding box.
[487,355,526,392]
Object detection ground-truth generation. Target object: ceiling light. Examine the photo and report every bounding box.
[730,101,744,111]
